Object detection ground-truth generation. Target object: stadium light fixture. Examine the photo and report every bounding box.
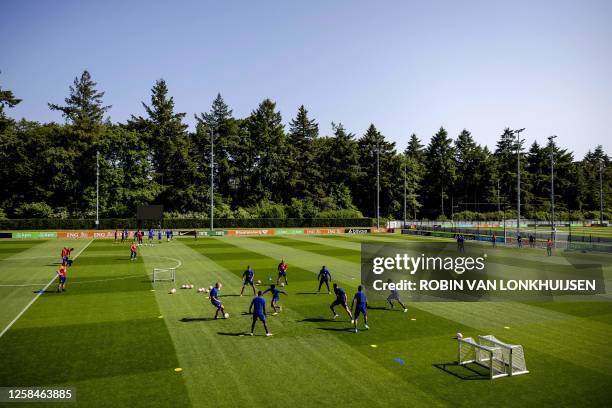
[548,135,557,242]
[514,128,525,237]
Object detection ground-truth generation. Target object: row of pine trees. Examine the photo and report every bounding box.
[0,71,609,220]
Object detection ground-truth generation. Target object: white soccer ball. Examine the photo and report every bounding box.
[204,288,209,293]
[224,313,230,318]
[197,288,202,293]
[456,332,463,339]
[181,284,186,289]
[169,288,176,294]
[209,285,213,290]
[189,284,194,289]
[280,282,285,287]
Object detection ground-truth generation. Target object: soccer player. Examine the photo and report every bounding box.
[240,265,256,296]
[492,232,497,248]
[209,282,227,319]
[317,265,332,294]
[263,284,287,315]
[248,291,272,336]
[276,259,288,285]
[148,228,154,244]
[63,247,74,266]
[57,262,67,293]
[114,229,118,242]
[130,242,138,260]
[386,278,408,312]
[60,247,67,264]
[351,285,369,332]
[546,238,553,256]
[517,233,523,248]
[137,230,143,245]
[330,283,353,322]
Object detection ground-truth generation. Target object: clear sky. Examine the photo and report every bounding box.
[2,0,611,158]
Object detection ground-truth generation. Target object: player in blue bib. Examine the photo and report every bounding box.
[317,266,332,294]
[209,282,227,319]
[351,285,369,332]
[240,266,256,296]
[263,284,287,315]
[330,283,354,322]
[248,291,272,336]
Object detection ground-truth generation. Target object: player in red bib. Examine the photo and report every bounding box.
[130,242,138,260]
[57,263,67,293]
[276,259,288,286]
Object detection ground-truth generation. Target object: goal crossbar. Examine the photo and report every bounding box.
[478,335,529,376]
[457,337,508,379]
[152,267,176,283]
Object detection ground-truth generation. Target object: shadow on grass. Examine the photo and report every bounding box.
[296,292,321,295]
[317,327,355,333]
[221,294,242,297]
[217,332,248,337]
[34,290,58,294]
[432,362,490,380]
[299,318,339,323]
[179,317,218,322]
[366,306,389,310]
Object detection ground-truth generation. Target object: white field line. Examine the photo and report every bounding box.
[0,238,94,338]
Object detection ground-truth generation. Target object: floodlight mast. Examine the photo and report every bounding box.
[514,128,525,238]
[548,135,557,243]
[600,159,605,226]
[210,129,214,231]
[96,150,100,229]
[376,139,380,229]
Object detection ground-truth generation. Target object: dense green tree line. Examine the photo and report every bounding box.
[0,71,610,220]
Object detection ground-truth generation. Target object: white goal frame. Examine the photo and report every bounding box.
[153,267,176,283]
[457,337,508,379]
[478,335,529,376]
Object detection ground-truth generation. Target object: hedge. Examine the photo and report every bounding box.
[0,218,375,230]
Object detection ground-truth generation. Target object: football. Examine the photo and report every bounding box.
[224,313,230,318]
[169,288,176,294]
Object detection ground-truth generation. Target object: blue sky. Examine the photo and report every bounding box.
[2,0,611,158]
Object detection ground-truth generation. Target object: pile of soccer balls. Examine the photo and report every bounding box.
[197,287,210,294]
[181,284,195,289]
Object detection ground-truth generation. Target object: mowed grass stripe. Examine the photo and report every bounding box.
[161,238,447,407]
[251,236,612,388]
[0,240,190,408]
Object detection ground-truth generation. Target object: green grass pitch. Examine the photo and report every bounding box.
[0,234,611,407]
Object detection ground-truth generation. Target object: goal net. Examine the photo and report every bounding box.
[478,335,528,376]
[153,267,176,283]
[457,337,507,379]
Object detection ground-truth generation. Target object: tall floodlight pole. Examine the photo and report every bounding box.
[96,150,100,229]
[548,135,557,240]
[497,179,501,213]
[514,128,525,237]
[210,130,214,231]
[600,159,605,225]
[376,140,380,229]
[403,162,407,228]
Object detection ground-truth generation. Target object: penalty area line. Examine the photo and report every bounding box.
[0,238,94,339]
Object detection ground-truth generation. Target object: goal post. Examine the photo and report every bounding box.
[478,335,529,376]
[153,267,176,283]
[457,337,508,379]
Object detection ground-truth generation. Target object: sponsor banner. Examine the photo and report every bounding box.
[14,231,58,239]
[177,230,197,237]
[227,229,274,236]
[303,228,344,235]
[197,230,227,236]
[370,227,393,233]
[0,232,12,239]
[57,231,115,239]
[345,228,371,234]
[275,229,305,235]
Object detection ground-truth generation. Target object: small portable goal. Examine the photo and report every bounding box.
[478,335,528,376]
[153,267,176,283]
[457,337,508,379]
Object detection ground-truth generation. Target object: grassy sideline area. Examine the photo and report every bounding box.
[0,234,611,407]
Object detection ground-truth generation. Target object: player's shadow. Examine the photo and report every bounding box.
[221,294,242,297]
[432,362,490,380]
[217,332,247,336]
[179,317,217,322]
[366,306,388,310]
[32,289,55,294]
[299,318,341,323]
[317,327,355,333]
[296,292,320,295]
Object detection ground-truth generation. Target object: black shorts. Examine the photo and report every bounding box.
[331,299,347,308]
